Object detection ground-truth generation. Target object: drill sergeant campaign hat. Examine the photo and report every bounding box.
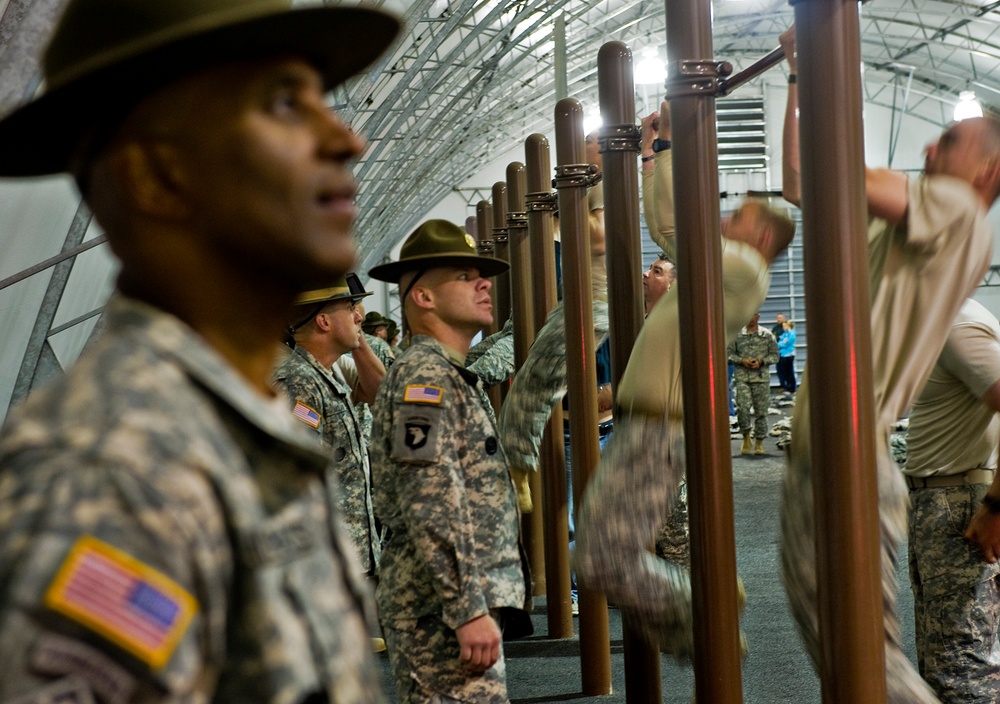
[361,311,391,333]
[368,219,509,285]
[288,273,371,340]
[0,0,400,177]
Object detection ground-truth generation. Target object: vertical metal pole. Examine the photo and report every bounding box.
[554,13,568,101]
[492,181,512,329]
[663,1,743,702]
[476,200,502,414]
[597,42,660,703]
[792,2,886,701]
[476,200,497,338]
[507,163,546,597]
[525,134,573,637]
[555,98,612,696]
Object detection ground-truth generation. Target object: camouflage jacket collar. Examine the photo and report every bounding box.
[409,335,481,388]
[107,295,330,467]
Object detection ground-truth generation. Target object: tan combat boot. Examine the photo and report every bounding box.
[741,434,752,455]
[754,439,764,455]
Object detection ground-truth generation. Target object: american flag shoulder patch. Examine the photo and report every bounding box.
[44,536,198,670]
[403,384,444,404]
[292,401,322,428]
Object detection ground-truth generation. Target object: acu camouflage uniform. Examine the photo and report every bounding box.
[498,300,610,474]
[370,336,530,703]
[348,333,397,444]
[727,327,778,440]
[577,240,769,655]
[905,299,1000,703]
[467,318,515,388]
[274,345,380,573]
[0,296,382,704]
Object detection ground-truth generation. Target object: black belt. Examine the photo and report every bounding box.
[563,418,615,438]
[905,468,995,489]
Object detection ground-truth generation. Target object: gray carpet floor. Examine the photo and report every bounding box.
[375,405,918,702]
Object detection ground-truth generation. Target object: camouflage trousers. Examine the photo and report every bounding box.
[656,480,691,566]
[908,483,1000,703]
[576,414,695,657]
[498,300,609,474]
[782,382,939,703]
[383,613,508,704]
[733,380,769,439]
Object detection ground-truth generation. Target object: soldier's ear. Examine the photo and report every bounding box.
[314,311,333,332]
[410,284,435,311]
[117,140,190,221]
[976,156,1000,199]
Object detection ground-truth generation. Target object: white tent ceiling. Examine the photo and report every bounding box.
[0,0,998,418]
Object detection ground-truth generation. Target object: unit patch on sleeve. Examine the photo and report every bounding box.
[43,536,198,670]
[392,404,444,463]
[402,384,444,404]
[292,401,322,429]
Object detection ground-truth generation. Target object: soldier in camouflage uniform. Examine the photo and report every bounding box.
[904,299,1000,703]
[274,274,384,576]
[0,0,398,701]
[727,312,779,455]
[576,201,795,655]
[779,29,999,703]
[347,306,394,445]
[369,219,531,704]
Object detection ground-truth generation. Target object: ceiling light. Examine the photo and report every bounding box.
[954,90,983,122]
[634,46,667,86]
[583,110,603,135]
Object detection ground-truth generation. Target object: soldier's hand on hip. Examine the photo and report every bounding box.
[456,613,501,672]
[965,505,1000,563]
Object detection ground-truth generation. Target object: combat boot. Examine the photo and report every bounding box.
[741,434,752,455]
[754,439,764,455]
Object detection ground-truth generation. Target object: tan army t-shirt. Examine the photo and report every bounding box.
[904,298,1000,477]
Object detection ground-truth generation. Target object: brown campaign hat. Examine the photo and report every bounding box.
[288,272,370,336]
[368,219,509,283]
[0,0,400,177]
[361,311,390,332]
[295,273,372,307]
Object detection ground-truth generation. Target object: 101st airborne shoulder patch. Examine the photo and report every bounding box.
[43,535,198,670]
[403,384,444,404]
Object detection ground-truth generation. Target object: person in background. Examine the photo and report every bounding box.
[368,220,531,704]
[779,26,1000,703]
[0,0,399,700]
[777,319,797,393]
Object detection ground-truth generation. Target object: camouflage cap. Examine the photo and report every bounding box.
[368,219,509,283]
[0,0,400,176]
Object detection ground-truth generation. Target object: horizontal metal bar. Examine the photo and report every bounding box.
[717,46,785,97]
[48,306,105,337]
[0,235,108,294]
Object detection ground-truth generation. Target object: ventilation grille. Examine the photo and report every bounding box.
[717,97,766,171]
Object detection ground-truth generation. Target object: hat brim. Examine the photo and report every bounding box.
[0,6,400,177]
[296,290,373,307]
[368,253,510,284]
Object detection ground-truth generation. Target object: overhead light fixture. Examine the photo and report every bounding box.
[954,90,983,122]
[583,110,603,135]
[634,46,667,86]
